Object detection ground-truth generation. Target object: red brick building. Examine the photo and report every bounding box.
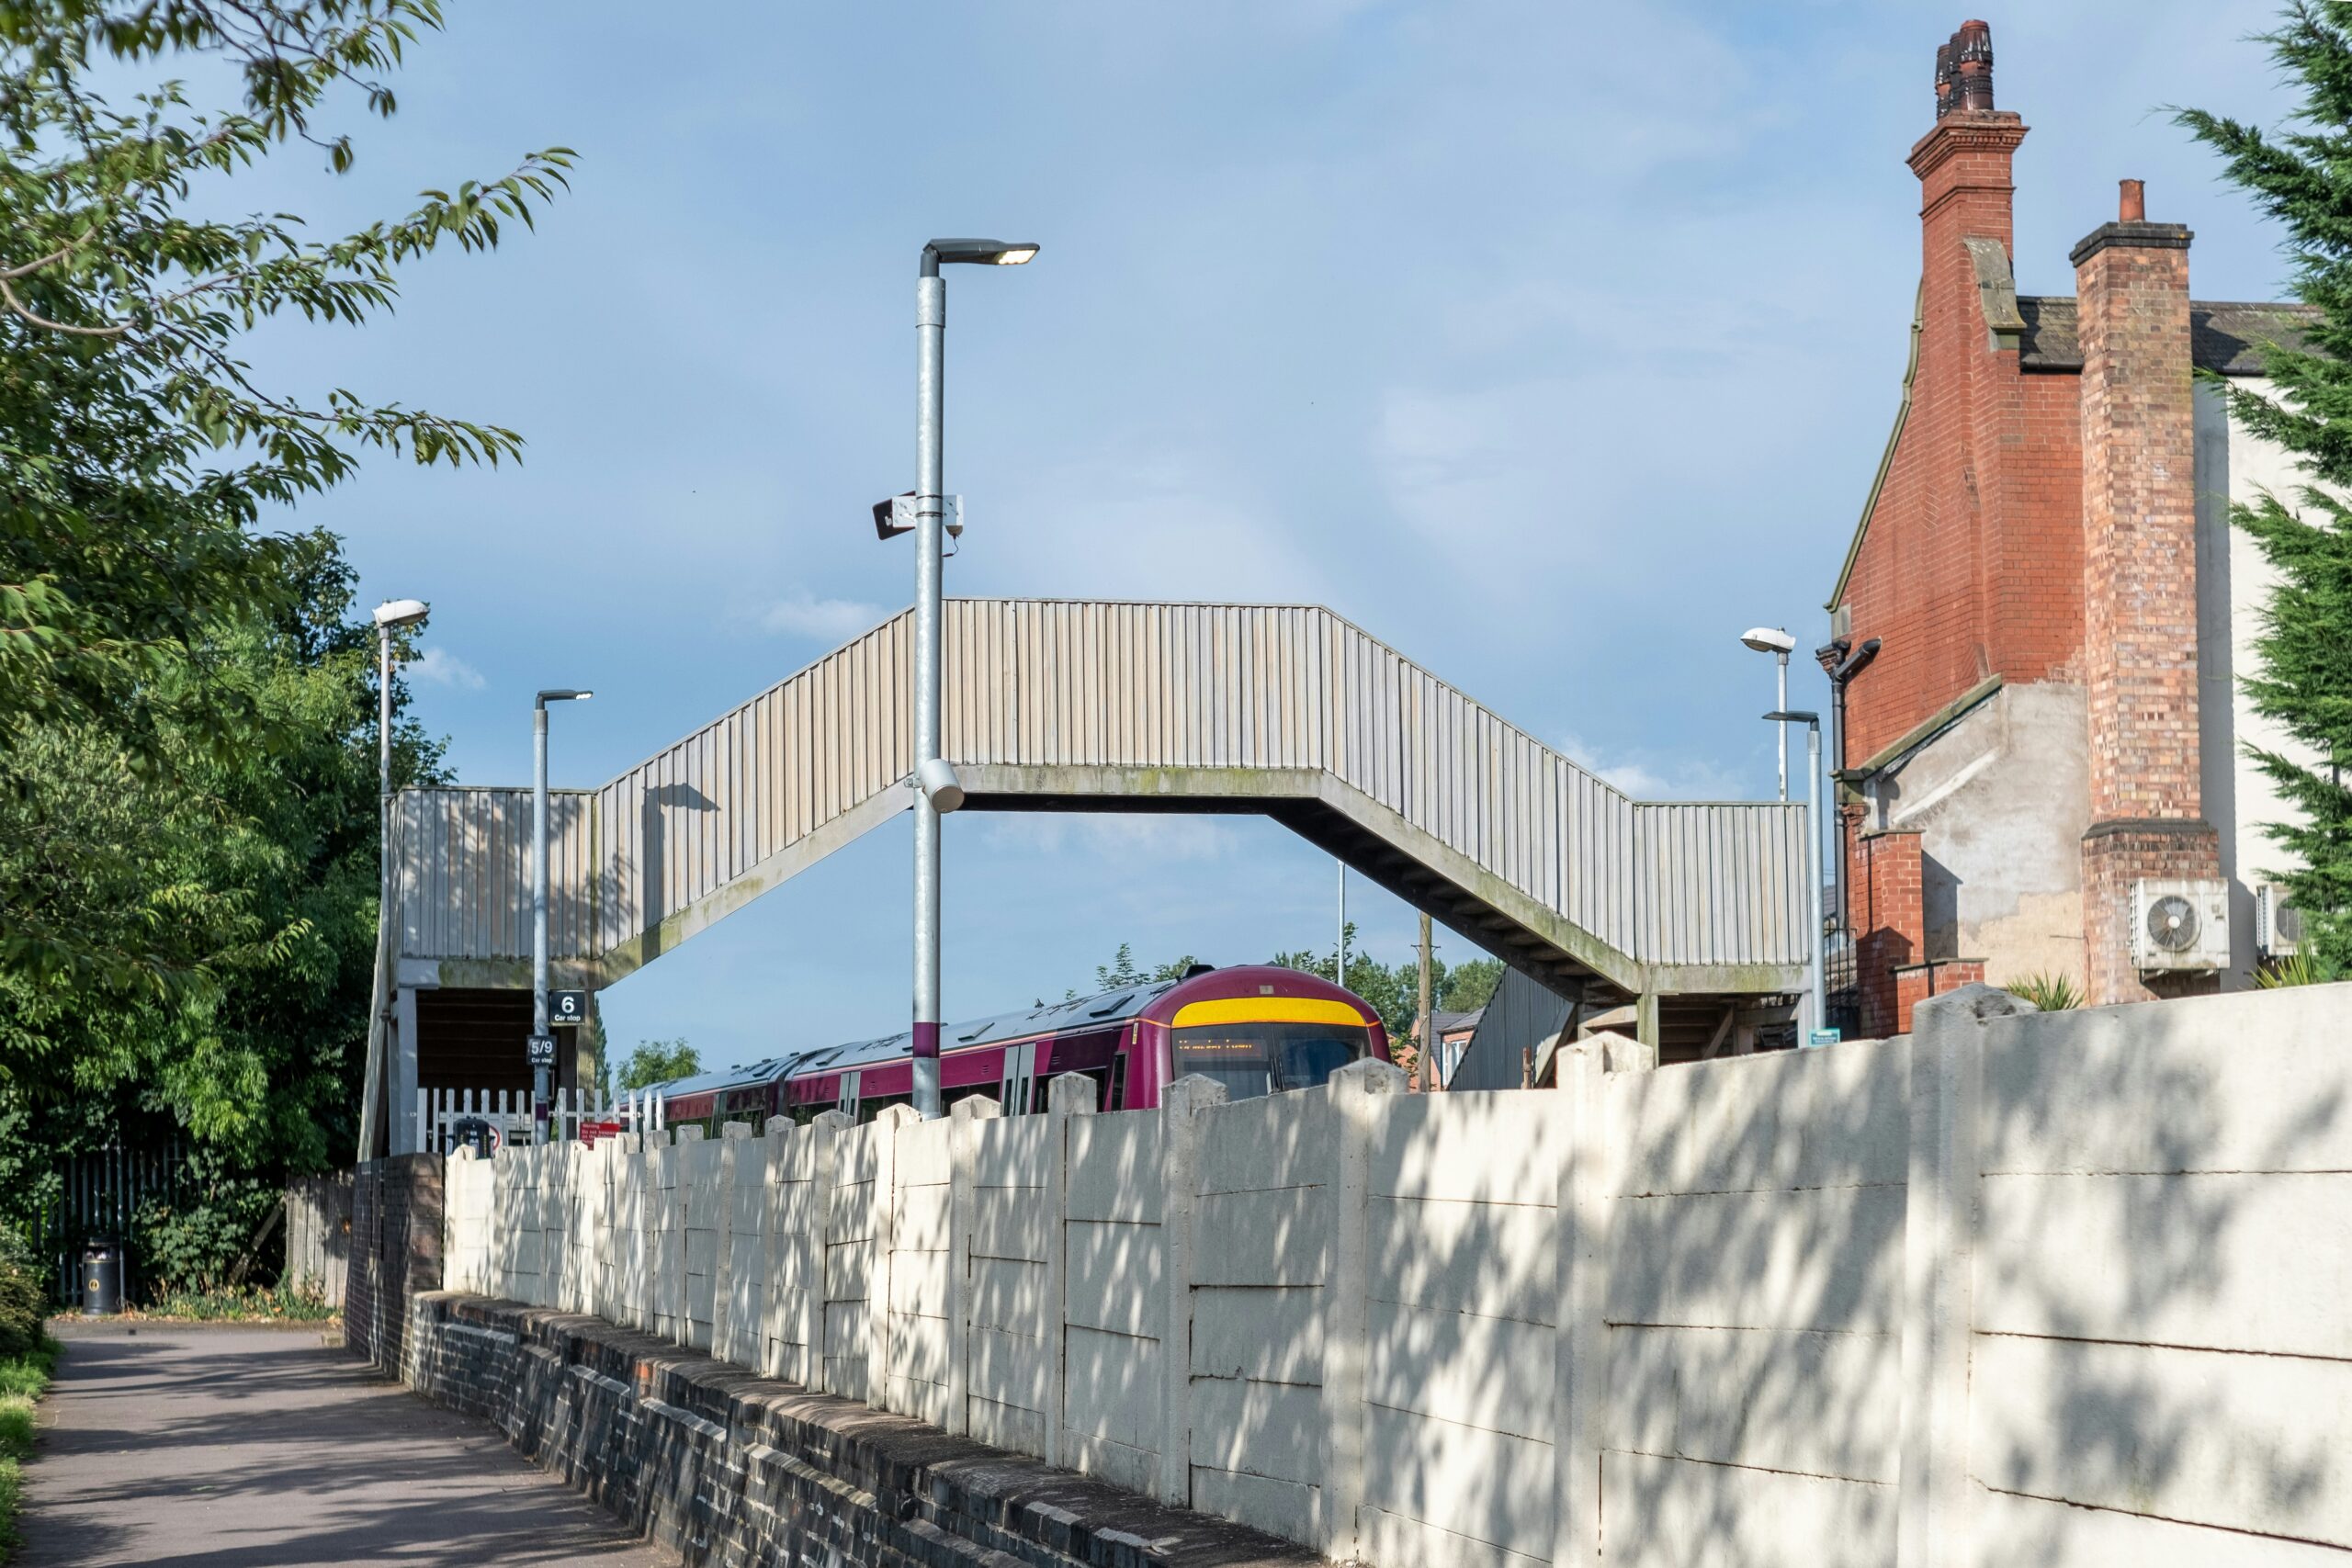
[1828,21,2313,1033]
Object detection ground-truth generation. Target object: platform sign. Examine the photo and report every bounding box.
[526,1032,559,1067]
[548,989,588,1027]
[1806,1027,1843,1049]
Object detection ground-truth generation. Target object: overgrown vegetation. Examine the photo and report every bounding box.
[0,0,566,1292]
[2181,2,2352,979]
[138,1277,335,1323]
[2003,971,2083,1012]
[0,1234,51,1559]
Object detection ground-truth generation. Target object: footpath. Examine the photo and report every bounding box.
[15,1320,670,1567]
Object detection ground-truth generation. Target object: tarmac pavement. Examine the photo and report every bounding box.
[15,1319,671,1567]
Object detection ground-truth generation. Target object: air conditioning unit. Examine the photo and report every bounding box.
[2256,883,2305,958]
[2131,878,2231,972]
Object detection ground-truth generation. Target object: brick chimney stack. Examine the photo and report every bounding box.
[2070,180,2220,1004]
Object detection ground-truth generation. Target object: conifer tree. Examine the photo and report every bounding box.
[2180,2,2352,976]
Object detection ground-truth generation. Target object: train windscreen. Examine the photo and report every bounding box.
[1170,1021,1370,1100]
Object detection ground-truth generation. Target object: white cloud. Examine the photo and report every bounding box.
[763,591,885,642]
[409,647,486,690]
[1558,730,1745,802]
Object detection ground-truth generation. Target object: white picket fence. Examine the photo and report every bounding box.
[418,1087,648,1153]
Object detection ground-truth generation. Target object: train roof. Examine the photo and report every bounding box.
[640,977,1189,1098]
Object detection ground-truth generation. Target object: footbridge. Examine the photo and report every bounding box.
[388,601,1808,1116]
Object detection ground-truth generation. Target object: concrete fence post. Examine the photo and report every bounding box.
[1322,1056,1407,1564]
[590,1134,614,1320]
[716,1121,752,1364]
[1896,984,2025,1568]
[1553,1041,1614,1568]
[1158,1074,1226,1508]
[1044,1072,1099,1467]
[869,1104,919,1411]
[806,1111,852,1395]
[636,1130,660,1335]
[759,1116,796,1382]
[946,1094,1001,1438]
[670,1126,701,1342]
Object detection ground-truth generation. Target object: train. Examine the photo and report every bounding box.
[629,964,1391,1134]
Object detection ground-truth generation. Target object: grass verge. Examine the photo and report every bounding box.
[0,1333,59,1562]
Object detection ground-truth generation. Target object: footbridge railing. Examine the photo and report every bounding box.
[393,601,1808,1000]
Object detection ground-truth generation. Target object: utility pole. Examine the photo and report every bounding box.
[1336,863,1348,987]
[1416,912,1434,1091]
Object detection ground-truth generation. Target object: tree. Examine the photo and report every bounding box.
[0,0,571,1069]
[2181,3,2352,976]
[616,1041,701,1095]
[1438,958,1504,1014]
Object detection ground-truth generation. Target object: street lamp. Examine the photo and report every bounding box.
[357,598,429,1164]
[534,688,594,1132]
[1742,626,1796,801]
[1765,709,1827,1043]
[897,235,1038,1121]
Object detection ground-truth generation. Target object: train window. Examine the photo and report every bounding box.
[1109,1053,1129,1111]
[1170,1021,1371,1100]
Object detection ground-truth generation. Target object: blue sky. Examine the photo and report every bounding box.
[243,3,2296,1066]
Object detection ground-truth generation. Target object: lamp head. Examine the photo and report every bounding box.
[922,238,1041,275]
[536,688,594,706]
[916,757,966,813]
[374,598,430,629]
[1740,626,1796,656]
[1763,709,1821,728]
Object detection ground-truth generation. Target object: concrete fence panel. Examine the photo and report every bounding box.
[432,981,2352,1568]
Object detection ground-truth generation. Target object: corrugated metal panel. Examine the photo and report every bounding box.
[396,600,1809,978]
[394,787,595,961]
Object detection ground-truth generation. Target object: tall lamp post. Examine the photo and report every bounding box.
[358,597,428,1165]
[901,236,1036,1122]
[1742,627,1796,801]
[533,688,593,1131]
[1765,708,1826,1042]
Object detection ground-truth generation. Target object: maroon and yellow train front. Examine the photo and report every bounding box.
[1125,964,1390,1107]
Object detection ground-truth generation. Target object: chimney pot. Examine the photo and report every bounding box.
[1952,20,1995,113]
[1935,42,1955,119]
[2120,178,2146,222]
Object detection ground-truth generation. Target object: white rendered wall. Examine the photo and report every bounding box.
[445,982,2352,1564]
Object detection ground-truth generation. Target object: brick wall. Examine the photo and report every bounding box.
[1841,104,2089,767]
[2071,214,2222,1005]
[347,1154,444,1377]
[401,1292,1317,1568]
[1852,829,1924,1037]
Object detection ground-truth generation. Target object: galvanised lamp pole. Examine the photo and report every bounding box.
[534,688,593,1130]
[910,237,1036,1121]
[359,597,427,1164]
[1767,708,1826,1040]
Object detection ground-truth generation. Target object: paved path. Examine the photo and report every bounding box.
[17,1321,671,1567]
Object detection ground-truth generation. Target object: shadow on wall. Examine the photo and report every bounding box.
[1600,984,2351,1567]
[635,782,716,962]
[435,984,2352,1565]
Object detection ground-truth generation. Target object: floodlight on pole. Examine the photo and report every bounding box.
[374,598,431,628]
[891,234,1039,1121]
[532,687,594,1133]
[1742,626,1796,801]
[1766,708,1827,1043]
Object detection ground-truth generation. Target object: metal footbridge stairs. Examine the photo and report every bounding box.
[393,601,1809,1012]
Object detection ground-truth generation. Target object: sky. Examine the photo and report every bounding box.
[223,2,2301,1068]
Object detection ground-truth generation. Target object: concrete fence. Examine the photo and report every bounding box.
[442,983,2352,1566]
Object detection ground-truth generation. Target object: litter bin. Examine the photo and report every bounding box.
[82,1239,122,1316]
